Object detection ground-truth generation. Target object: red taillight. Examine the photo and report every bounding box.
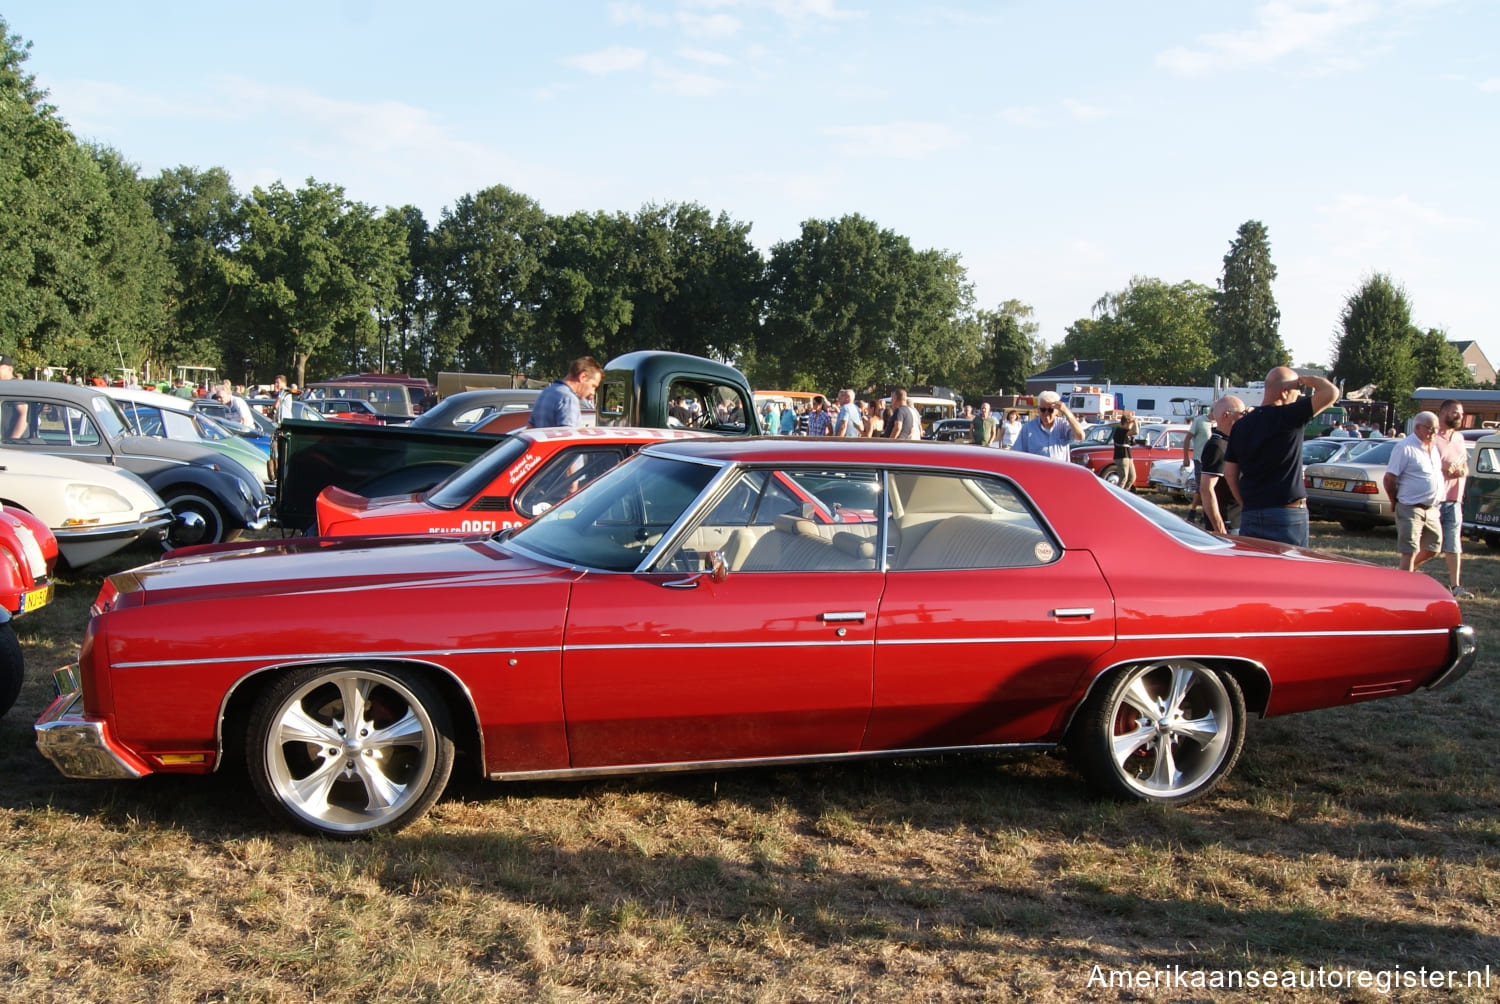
[1352,481,1379,494]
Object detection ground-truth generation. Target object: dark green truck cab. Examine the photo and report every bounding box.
[273,351,759,530]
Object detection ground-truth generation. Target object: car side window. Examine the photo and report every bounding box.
[888,472,1055,571]
[2,400,33,442]
[513,447,630,518]
[664,467,883,573]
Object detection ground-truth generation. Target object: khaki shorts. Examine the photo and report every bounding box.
[1395,502,1441,555]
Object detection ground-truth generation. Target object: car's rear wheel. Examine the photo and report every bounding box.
[1071,659,1245,806]
[247,664,454,838]
[0,622,23,717]
[161,489,234,549]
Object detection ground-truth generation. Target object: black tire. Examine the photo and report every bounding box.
[1484,534,1500,551]
[246,664,455,838]
[0,622,23,717]
[1338,518,1373,532]
[1070,660,1245,806]
[1099,464,1123,486]
[161,488,236,550]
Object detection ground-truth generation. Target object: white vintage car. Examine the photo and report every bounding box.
[0,448,174,566]
[1146,457,1196,500]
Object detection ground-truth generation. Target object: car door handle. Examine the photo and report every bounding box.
[1051,607,1094,619]
[820,611,867,623]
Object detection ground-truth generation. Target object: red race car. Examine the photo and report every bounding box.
[37,440,1474,837]
[0,506,58,716]
[314,426,713,537]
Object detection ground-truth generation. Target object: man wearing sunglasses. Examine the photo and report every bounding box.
[1015,390,1086,462]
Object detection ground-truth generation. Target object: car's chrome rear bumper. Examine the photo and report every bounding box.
[1427,625,1477,691]
[34,665,144,780]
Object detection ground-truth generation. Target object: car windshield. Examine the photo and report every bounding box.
[508,454,719,571]
[425,437,532,508]
[90,395,132,439]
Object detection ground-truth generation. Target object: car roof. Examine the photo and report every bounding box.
[637,435,1094,472]
[100,386,195,412]
[0,379,114,404]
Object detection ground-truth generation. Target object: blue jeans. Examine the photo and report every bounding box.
[1240,506,1310,548]
[1440,500,1462,554]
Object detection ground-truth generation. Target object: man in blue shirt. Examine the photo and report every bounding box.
[1015,391,1085,461]
[529,357,603,428]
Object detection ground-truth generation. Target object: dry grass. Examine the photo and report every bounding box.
[2,513,1497,1002]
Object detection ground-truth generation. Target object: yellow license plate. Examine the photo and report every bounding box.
[1320,479,1347,492]
[20,583,52,613]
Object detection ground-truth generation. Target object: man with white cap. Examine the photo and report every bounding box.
[1014,391,1085,462]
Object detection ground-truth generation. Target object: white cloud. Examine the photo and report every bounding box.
[1318,191,1480,258]
[677,47,735,66]
[1156,0,1380,76]
[998,106,1045,128]
[821,121,962,159]
[1480,77,1500,92]
[609,2,672,27]
[679,11,743,37]
[1061,98,1109,120]
[651,64,730,96]
[564,46,649,75]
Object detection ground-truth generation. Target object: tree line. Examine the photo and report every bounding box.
[0,20,1474,411]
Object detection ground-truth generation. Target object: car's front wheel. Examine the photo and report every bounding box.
[161,489,234,549]
[247,664,455,838]
[0,622,23,717]
[1071,659,1245,805]
[1099,464,1123,486]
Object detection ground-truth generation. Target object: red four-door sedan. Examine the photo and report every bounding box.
[36,439,1474,837]
[314,426,712,537]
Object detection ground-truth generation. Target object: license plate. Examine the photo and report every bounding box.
[19,583,52,613]
[1320,478,1347,492]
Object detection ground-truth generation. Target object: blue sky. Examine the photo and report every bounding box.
[7,1,1495,374]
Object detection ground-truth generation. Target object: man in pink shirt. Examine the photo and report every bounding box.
[1435,399,1472,598]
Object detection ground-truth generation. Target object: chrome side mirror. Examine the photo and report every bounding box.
[707,549,728,583]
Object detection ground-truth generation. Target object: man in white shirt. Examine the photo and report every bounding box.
[834,389,863,436]
[1382,412,1445,573]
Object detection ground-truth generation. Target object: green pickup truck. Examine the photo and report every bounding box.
[273,351,760,530]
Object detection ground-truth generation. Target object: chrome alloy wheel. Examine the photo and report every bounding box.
[1075,659,1245,805]
[248,665,454,837]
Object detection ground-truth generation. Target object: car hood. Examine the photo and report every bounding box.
[107,533,576,606]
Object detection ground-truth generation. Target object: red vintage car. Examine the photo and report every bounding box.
[0,506,58,716]
[36,440,1474,837]
[1072,423,1190,486]
[315,426,712,537]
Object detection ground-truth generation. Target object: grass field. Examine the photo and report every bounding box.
[1,509,1496,1002]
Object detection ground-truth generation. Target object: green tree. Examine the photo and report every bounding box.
[1212,219,1286,383]
[231,179,406,387]
[429,184,550,374]
[1410,327,1474,392]
[381,205,435,378]
[0,20,133,377]
[624,202,763,363]
[148,165,248,378]
[1065,277,1216,384]
[1331,274,1417,416]
[530,209,639,374]
[979,300,1043,396]
[84,146,172,378]
[760,214,971,393]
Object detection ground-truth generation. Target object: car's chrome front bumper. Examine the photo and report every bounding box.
[1427,625,1477,691]
[34,665,144,780]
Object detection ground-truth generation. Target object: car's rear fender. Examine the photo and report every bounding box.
[1062,654,1273,739]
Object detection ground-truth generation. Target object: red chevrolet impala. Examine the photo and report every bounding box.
[36,439,1474,837]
